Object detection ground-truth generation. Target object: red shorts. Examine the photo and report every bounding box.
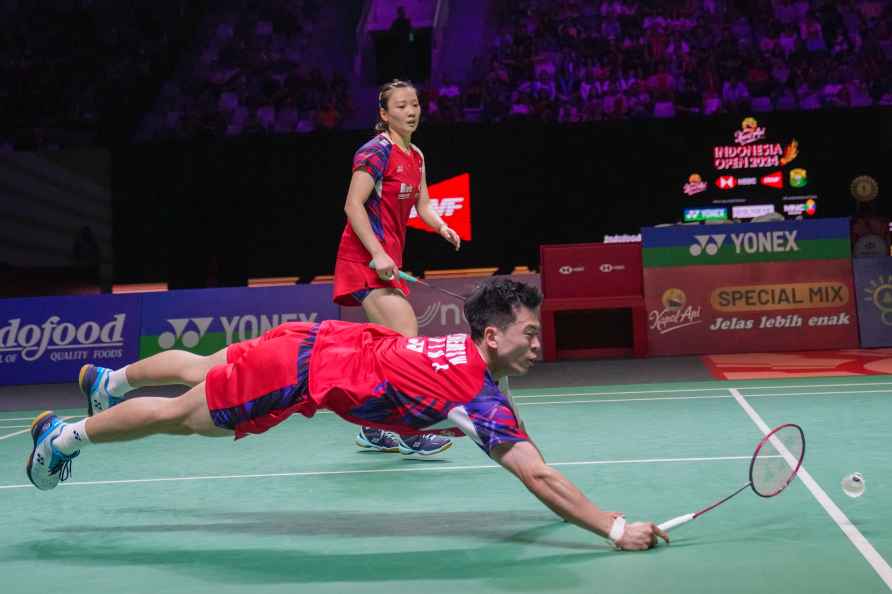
[333,258,410,306]
[205,322,320,439]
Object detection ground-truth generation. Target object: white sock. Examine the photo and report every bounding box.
[107,366,134,397]
[54,419,91,455]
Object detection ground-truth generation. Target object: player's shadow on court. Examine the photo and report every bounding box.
[21,517,635,586]
[46,508,600,549]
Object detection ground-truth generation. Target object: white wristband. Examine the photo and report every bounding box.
[608,517,626,543]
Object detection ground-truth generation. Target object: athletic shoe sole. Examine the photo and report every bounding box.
[25,411,56,489]
[398,440,454,456]
[78,364,97,417]
[354,433,399,453]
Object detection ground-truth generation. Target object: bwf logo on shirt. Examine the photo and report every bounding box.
[406,334,468,372]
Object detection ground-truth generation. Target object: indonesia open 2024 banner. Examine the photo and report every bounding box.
[643,218,858,355]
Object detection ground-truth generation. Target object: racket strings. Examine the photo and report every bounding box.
[750,425,804,496]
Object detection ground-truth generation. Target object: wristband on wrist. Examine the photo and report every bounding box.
[608,517,626,543]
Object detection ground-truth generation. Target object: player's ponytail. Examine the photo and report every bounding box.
[375,79,417,133]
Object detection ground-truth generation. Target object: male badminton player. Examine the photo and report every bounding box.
[332,79,462,455]
[29,278,667,551]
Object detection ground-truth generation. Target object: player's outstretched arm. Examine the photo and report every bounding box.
[491,441,668,550]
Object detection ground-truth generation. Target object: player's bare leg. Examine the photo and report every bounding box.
[27,383,230,490]
[355,288,452,456]
[78,347,228,415]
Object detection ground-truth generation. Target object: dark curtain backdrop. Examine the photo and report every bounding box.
[112,107,892,287]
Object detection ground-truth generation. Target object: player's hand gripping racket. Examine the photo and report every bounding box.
[658,423,805,532]
[368,261,467,301]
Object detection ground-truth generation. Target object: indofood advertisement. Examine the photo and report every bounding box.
[0,294,141,385]
[642,218,858,355]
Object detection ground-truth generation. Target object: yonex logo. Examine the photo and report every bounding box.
[158,318,213,350]
[690,234,726,257]
[157,313,319,350]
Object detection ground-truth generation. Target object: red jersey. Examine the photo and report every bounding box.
[308,320,528,457]
[336,133,424,266]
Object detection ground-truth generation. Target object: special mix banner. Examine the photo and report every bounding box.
[0,294,141,386]
[643,218,858,355]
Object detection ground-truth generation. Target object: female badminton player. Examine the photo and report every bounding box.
[333,79,461,455]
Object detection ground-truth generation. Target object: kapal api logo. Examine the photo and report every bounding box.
[649,288,702,334]
[734,117,766,145]
[684,173,707,196]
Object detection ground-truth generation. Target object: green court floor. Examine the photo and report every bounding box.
[1,376,890,594]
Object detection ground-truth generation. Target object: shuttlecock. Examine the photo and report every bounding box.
[841,472,865,498]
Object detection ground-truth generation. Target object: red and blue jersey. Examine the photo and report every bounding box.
[336,133,424,265]
[308,320,529,457]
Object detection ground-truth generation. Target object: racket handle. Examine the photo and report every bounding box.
[367,261,417,283]
[658,513,695,532]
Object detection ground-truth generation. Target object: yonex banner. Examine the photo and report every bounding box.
[643,219,858,355]
[0,294,141,385]
[852,257,892,347]
[642,217,851,268]
[139,285,339,358]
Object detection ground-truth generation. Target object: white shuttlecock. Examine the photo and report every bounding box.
[841,472,865,498]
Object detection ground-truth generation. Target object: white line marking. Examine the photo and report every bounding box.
[513,381,892,400]
[0,454,757,491]
[0,415,82,441]
[0,428,30,441]
[515,389,891,407]
[520,395,731,406]
[729,388,892,590]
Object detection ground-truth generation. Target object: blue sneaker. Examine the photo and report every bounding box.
[355,427,400,452]
[398,433,453,456]
[26,411,79,491]
[79,364,121,416]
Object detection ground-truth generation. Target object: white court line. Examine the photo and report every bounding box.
[0,453,757,491]
[0,415,82,442]
[729,388,892,591]
[0,417,39,422]
[513,380,892,400]
[0,425,27,429]
[516,389,892,408]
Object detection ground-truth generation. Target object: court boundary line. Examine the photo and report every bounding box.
[0,415,81,442]
[512,380,892,400]
[729,387,892,591]
[2,387,888,440]
[0,453,759,491]
[516,389,892,407]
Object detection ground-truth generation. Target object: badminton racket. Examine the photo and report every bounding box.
[368,262,467,301]
[658,422,805,532]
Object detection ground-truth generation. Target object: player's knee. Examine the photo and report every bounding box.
[155,397,198,434]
